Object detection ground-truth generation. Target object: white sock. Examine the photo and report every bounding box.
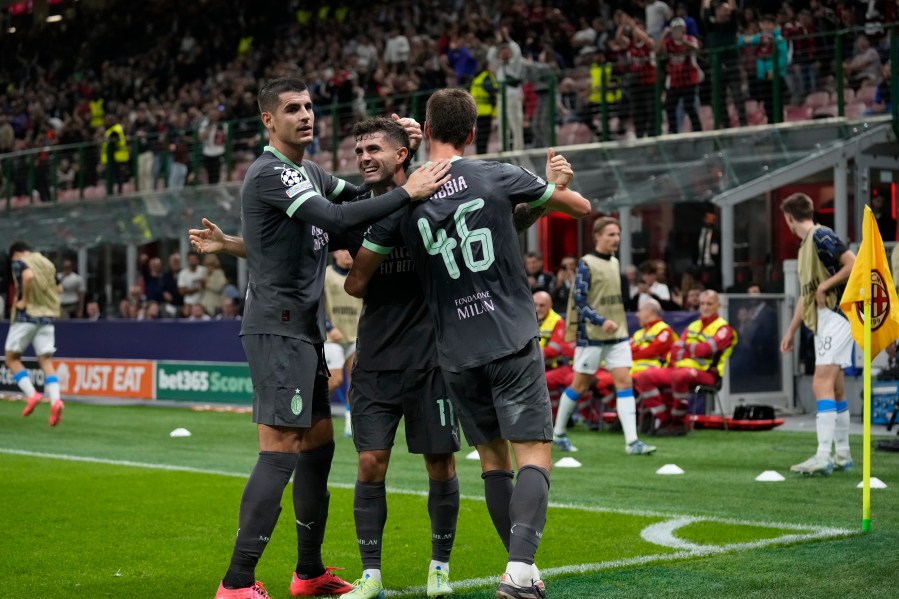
[531,564,541,581]
[616,394,639,445]
[834,404,851,456]
[816,409,837,458]
[553,387,579,437]
[345,405,352,430]
[362,569,381,582]
[429,560,449,574]
[504,561,532,586]
[15,371,37,397]
[45,377,61,404]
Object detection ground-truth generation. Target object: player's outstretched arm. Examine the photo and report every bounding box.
[189,218,247,258]
[344,247,387,298]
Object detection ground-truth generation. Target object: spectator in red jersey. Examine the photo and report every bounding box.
[616,14,657,138]
[784,9,818,102]
[656,18,703,134]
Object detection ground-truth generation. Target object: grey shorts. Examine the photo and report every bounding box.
[349,366,460,455]
[442,338,553,446]
[241,334,332,427]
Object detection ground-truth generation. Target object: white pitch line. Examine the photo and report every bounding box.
[1,447,855,597]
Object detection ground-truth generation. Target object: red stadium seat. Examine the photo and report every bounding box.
[844,102,867,119]
[813,104,838,118]
[784,105,813,122]
[856,84,878,106]
[803,91,830,109]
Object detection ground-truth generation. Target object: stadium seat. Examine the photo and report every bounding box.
[785,105,813,122]
[837,88,856,105]
[692,379,728,431]
[744,100,766,125]
[556,122,593,146]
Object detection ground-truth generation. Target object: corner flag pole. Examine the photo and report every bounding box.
[863,298,872,532]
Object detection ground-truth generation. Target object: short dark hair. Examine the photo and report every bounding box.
[352,117,413,170]
[8,240,30,256]
[638,260,657,276]
[780,193,814,221]
[426,89,477,148]
[258,77,308,114]
[525,251,544,261]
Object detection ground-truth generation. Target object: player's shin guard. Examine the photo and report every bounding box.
[294,440,335,578]
[508,466,550,566]
[616,389,639,444]
[816,399,837,458]
[428,474,459,563]
[553,387,580,436]
[354,480,388,570]
[834,400,851,455]
[482,470,514,551]
[223,451,299,590]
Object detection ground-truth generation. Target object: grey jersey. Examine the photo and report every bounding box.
[365,157,555,371]
[330,197,437,371]
[240,146,410,341]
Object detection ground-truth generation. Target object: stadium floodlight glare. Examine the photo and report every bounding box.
[46,15,63,23]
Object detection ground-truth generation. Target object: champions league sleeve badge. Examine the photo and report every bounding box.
[282,167,313,198]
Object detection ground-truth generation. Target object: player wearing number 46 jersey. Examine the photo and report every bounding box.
[346,89,591,599]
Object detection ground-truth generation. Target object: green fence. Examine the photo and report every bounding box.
[1,25,895,209]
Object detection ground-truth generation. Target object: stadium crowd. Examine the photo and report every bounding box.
[0,0,895,197]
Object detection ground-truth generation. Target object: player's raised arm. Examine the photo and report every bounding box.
[344,246,388,298]
[189,218,247,258]
[542,148,591,218]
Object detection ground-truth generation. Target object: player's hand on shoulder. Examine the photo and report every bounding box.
[189,218,225,254]
[545,147,573,188]
[403,159,452,201]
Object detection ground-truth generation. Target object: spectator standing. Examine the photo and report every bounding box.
[140,256,167,306]
[471,64,499,154]
[843,34,883,91]
[130,105,156,192]
[383,26,411,71]
[657,18,703,134]
[488,27,526,151]
[645,0,674,40]
[617,15,657,139]
[739,14,789,124]
[694,207,722,290]
[199,107,228,185]
[57,258,86,319]
[702,0,749,128]
[100,114,130,195]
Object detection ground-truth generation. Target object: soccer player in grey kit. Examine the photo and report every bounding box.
[190,77,450,599]
[346,89,591,599]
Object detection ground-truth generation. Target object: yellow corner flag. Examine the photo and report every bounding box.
[839,204,899,532]
[839,205,899,357]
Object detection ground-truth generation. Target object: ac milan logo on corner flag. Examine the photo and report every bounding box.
[855,269,891,331]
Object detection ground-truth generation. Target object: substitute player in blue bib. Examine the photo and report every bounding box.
[189,77,450,599]
[346,89,591,599]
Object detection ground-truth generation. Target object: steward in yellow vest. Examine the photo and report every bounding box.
[629,299,677,375]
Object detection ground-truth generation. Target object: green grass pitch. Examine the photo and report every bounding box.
[2,399,898,598]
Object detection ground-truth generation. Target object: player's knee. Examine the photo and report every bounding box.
[423,453,456,480]
[357,450,390,482]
